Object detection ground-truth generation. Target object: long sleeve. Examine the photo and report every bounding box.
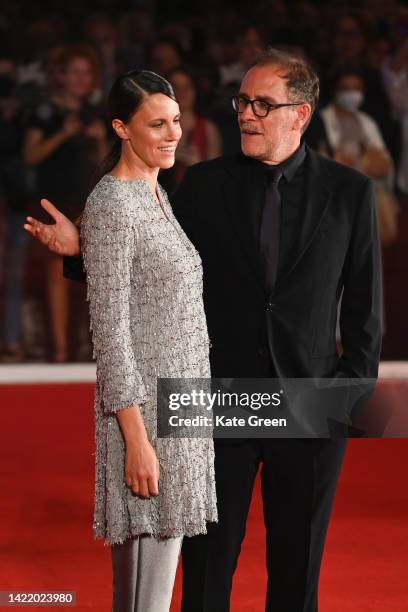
[81,192,148,414]
[63,255,86,283]
[337,177,382,380]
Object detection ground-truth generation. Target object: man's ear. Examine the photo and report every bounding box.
[293,104,311,132]
[112,118,129,141]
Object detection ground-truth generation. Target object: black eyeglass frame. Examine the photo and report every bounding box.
[232,95,306,117]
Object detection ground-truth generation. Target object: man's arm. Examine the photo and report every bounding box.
[337,177,382,380]
[170,166,199,245]
[334,177,383,425]
[63,255,86,282]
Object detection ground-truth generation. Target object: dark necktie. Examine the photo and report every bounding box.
[260,167,283,293]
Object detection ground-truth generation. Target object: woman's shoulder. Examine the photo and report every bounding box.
[84,175,151,222]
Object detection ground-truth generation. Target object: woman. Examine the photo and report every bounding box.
[321,69,398,246]
[23,43,108,361]
[159,67,222,192]
[24,70,217,611]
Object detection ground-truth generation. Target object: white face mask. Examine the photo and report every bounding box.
[335,89,364,111]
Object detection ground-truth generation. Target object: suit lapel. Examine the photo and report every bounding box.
[220,148,332,295]
[222,155,267,297]
[274,148,332,289]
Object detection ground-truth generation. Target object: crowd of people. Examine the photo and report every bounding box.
[0,0,407,362]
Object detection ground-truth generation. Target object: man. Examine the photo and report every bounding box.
[25,48,382,611]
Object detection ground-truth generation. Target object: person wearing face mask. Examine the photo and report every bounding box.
[321,70,398,246]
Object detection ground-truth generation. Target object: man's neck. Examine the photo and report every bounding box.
[258,140,302,166]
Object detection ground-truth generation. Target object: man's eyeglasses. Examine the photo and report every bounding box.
[232,95,305,118]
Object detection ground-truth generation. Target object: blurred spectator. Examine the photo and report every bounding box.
[366,35,393,71]
[117,10,154,73]
[150,38,183,76]
[14,18,66,106]
[214,25,265,154]
[83,13,119,95]
[161,21,193,57]
[321,69,399,246]
[22,43,108,362]
[323,12,399,161]
[0,53,32,362]
[381,34,408,198]
[0,0,406,361]
[291,1,322,56]
[257,0,291,44]
[159,67,222,193]
[218,26,265,88]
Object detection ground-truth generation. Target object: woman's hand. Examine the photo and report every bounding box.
[24,199,81,256]
[125,437,160,498]
[116,404,159,498]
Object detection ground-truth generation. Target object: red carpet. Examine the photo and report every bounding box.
[1,383,407,611]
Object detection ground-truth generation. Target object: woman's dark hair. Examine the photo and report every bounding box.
[82,69,176,214]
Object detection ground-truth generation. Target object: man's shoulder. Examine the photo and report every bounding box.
[186,153,242,178]
[307,146,370,191]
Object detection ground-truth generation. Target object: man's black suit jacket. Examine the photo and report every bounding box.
[64,145,382,393]
[169,146,382,384]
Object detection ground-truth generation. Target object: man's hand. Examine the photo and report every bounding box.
[24,199,81,256]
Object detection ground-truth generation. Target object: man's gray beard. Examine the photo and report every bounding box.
[243,143,281,164]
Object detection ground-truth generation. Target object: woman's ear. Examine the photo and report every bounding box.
[112,119,128,141]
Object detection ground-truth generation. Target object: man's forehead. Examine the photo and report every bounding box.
[240,65,287,94]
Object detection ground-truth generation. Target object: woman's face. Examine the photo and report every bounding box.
[64,57,96,99]
[115,93,182,169]
[169,71,195,113]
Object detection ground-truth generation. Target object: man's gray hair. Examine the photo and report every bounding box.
[254,47,319,132]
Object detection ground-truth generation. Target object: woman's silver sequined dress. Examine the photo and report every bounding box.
[80,174,217,546]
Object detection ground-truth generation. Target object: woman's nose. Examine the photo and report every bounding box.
[166,124,181,140]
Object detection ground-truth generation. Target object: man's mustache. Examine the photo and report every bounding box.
[239,123,263,134]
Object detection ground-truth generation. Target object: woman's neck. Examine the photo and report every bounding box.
[111,155,160,198]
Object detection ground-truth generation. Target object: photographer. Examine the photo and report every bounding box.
[23,43,108,362]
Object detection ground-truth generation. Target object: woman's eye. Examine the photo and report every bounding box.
[152,123,163,128]
[173,118,180,124]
